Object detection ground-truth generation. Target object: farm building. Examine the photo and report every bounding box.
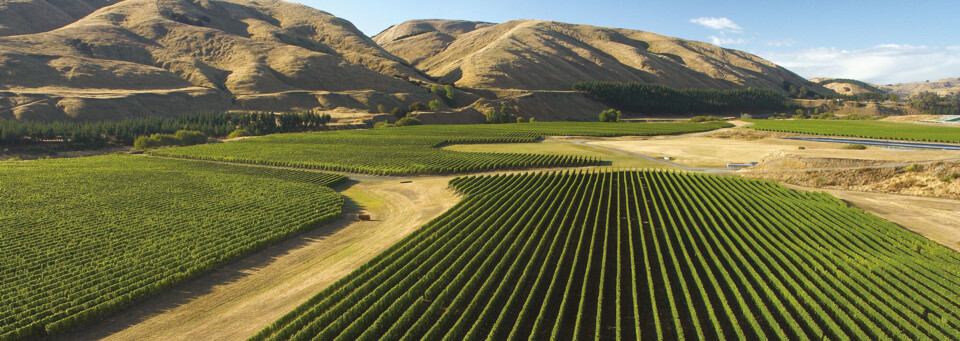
[727,162,759,170]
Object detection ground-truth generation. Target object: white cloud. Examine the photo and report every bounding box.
[710,36,747,46]
[759,44,960,84]
[691,17,744,46]
[765,39,797,47]
[690,17,742,32]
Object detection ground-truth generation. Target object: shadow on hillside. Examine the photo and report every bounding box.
[52,181,366,340]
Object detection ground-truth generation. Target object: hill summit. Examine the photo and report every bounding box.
[374,19,819,92]
[0,0,435,121]
[1,1,829,122]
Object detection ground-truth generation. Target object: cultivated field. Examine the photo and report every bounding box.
[148,122,730,175]
[7,119,960,341]
[784,184,960,253]
[73,176,461,341]
[253,170,960,340]
[749,120,960,143]
[0,156,344,339]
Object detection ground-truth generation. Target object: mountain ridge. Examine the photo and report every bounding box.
[1,1,837,122]
[374,19,824,93]
[0,0,438,121]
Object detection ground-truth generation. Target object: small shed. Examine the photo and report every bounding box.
[727,162,759,170]
[357,213,371,221]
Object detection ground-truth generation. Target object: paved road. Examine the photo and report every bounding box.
[783,137,960,150]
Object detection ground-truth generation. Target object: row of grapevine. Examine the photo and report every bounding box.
[0,156,346,340]
[149,122,731,175]
[253,170,960,340]
[749,119,960,144]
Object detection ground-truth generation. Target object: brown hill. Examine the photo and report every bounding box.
[374,19,821,92]
[811,77,886,96]
[813,76,960,98]
[0,0,437,121]
[881,77,960,98]
[0,0,121,36]
[2,6,837,123]
[373,20,495,66]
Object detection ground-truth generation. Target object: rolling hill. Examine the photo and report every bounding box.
[0,0,121,37]
[0,0,436,121]
[811,77,886,96]
[881,77,960,98]
[374,19,821,92]
[811,76,960,99]
[1,2,834,122]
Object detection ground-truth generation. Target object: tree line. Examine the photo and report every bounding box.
[909,91,960,115]
[573,81,796,114]
[0,111,332,148]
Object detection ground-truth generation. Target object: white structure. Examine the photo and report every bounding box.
[920,116,960,125]
[727,162,759,170]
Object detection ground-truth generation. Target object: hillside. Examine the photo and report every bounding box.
[1,4,838,122]
[881,77,960,97]
[811,77,886,96]
[810,77,960,99]
[0,0,436,121]
[373,20,495,66]
[0,0,120,36]
[374,19,822,92]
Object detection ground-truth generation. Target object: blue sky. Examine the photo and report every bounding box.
[293,0,960,85]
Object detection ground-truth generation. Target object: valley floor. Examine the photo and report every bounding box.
[53,124,960,339]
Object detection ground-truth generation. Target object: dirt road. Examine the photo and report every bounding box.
[66,176,460,341]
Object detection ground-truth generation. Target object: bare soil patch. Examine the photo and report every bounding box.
[745,157,960,200]
[588,130,960,168]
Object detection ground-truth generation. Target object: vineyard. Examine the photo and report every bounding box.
[149,122,731,175]
[253,170,960,340]
[749,119,960,143]
[0,156,345,340]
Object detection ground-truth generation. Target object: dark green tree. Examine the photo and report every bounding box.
[574,81,796,115]
[599,109,621,122]
[174,130,207,146]
[395,117,422,126]
[392,107,407,119]
[408,102,427,112]
[444,85,456,105]
[485,105,512,124]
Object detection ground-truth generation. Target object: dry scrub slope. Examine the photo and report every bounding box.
[881,77,960,97]
[0,0,121,36]
[810,77,885,96]
[375,19,824,92]
[746,154,960,200]
[0,0,436,121]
